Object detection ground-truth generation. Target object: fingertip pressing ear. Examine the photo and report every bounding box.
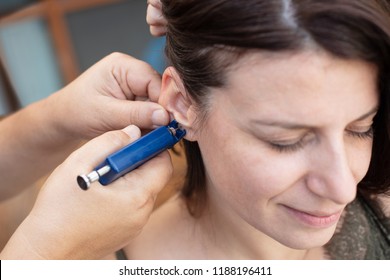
[160,67,197,141]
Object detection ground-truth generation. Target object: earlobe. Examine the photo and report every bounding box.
[160,67,197,140]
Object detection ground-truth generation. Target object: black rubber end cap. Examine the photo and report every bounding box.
[77,176,89,191]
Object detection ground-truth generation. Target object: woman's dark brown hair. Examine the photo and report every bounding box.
[161,0,390,216]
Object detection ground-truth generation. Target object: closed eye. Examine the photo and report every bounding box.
[268,132,315,153]
[345,126,374,140]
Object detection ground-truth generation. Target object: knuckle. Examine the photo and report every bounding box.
[108,52,124,60]
[128,105,142,124]
[105,52,127,65]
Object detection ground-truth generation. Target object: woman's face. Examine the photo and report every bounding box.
[193,51,378,249]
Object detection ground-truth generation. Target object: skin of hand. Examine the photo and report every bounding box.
[47,52,170,140]
[0,52,169,200]
[146,0,167,36]
[0,125,173,259]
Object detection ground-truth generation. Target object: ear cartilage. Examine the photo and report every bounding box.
[77,120,186,190]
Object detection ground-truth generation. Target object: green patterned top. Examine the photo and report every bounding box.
[325,193,390,259]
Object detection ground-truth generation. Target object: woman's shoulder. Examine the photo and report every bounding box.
[122,195,202,259]
[325,193,390,259]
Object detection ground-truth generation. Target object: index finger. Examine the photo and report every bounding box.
[112,54,163,102]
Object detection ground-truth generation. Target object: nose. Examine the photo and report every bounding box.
[306,139,357,205]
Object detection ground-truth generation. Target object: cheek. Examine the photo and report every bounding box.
[198,127,304,206]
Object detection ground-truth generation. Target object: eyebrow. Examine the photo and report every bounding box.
[251,106,379,130]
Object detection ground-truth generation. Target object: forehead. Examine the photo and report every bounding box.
[211,50,378,125]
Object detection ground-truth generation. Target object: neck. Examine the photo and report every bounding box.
[195,190,322,260]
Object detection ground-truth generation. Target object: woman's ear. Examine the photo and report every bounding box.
[159,67,197,140]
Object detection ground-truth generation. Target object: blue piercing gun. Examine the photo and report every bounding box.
[77,120,186,190]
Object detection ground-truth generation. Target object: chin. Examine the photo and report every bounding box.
[273,227,336,250]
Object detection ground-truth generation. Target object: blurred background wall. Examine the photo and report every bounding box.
[0,0,166,115]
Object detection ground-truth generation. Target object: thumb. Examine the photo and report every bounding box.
[66,125,141,175]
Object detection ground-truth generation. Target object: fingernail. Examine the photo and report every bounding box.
[152,109,168,125]
[123,125,140,139]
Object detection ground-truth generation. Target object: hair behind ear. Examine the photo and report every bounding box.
[182,140,207,217]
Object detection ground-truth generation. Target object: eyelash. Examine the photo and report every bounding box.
[269,126,374,153]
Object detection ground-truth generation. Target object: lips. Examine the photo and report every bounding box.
[283,205,343,228]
